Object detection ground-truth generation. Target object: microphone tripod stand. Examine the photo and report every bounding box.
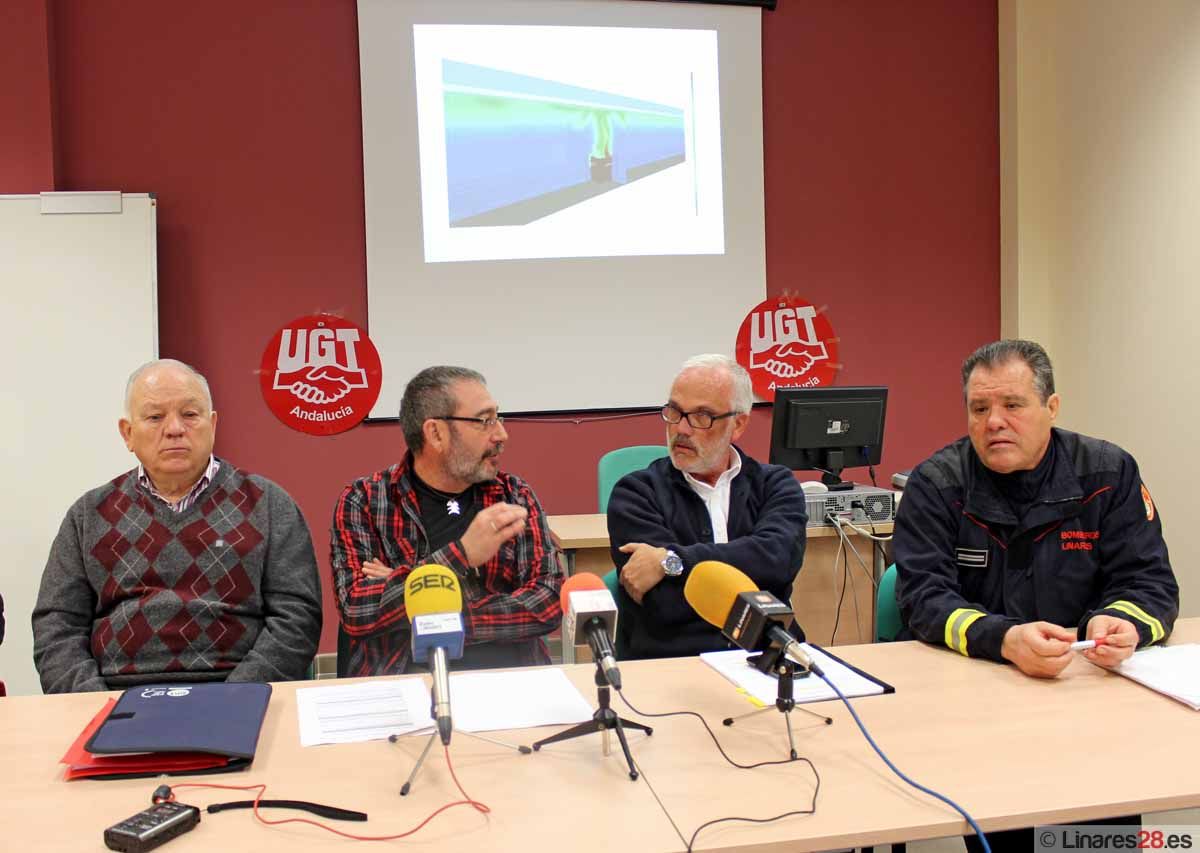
[391,699,533,797]
[392,729,533,796]
[531,667,652,780]
[722,651,832,760]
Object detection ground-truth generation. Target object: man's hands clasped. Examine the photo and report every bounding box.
[1002,616,1138,678]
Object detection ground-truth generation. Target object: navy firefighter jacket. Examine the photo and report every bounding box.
[893,428,1178,662]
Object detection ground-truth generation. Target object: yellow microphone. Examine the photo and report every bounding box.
[405,564,464,620]
[404,564,464,744]
[683,560,757,631]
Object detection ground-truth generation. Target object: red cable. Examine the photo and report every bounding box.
[166,746,489,842]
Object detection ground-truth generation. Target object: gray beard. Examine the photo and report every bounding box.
[447,445,500,484]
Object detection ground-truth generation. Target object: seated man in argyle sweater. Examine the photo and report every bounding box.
[33,359,322,693]
[330,366,563,676]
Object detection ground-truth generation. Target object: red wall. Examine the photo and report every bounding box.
[0,0,56,191]
[22,0,998,651]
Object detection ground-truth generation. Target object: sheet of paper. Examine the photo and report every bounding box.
[700,644,887,707]
[296,679,432,747]
[449,668,594,733]
[1116,643,1200,710]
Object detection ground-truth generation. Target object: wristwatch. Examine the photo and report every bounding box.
[661,549,684,577]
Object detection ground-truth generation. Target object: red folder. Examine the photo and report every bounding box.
[60,699,232,780]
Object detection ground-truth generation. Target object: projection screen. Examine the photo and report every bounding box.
[359,0,765,415]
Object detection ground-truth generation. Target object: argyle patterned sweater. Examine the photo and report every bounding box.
[33,460,322,693]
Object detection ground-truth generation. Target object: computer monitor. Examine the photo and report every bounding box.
[769,386,888,490]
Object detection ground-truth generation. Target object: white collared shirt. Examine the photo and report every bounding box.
[137,455,220,513]
[681,448,743,543]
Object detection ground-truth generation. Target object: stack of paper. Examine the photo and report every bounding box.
[449,669,594,733]
[700,644,890,707]
[296,679,433,747]
[295,669,595,747]
[1116,644,1200,710]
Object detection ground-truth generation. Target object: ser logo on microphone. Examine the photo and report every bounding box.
[408,574,458,594]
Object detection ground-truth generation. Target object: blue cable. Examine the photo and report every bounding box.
[814,667,991,853]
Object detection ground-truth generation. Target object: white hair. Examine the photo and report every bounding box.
[124,359,213,417]
[676,354,753,413]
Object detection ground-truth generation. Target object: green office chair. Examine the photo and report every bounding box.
[602,568,620,600]
[876,563,903,642]
[597,445,670,653]
[597,445,670,513]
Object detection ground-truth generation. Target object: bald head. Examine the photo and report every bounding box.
[119,359,218,499]
[125,359,212,418]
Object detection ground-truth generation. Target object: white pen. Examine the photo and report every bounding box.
[1070,638,1107,651]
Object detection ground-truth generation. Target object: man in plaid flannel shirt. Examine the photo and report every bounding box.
[330,366,563,676]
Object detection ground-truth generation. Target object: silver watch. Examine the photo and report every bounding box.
[661,549,683,577]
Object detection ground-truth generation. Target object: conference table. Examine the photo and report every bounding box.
[2,621,1197,852]
[549,513,893,649]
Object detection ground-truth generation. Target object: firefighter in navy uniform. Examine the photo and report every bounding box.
[894,339,1179,852]
[895,339,1177,676]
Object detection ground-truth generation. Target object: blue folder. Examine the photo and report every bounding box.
[84,682,271,772]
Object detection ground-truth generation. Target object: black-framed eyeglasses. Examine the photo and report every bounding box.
[435,415,505,430]
[660,405,736,430]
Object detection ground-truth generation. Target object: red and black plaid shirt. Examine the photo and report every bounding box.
[329,454,563,676]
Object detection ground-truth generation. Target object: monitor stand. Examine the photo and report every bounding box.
[820,471,856,491]
[821,450,857,490]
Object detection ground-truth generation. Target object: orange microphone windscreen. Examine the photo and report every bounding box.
[560,571,607,612]
[683,560,757,628]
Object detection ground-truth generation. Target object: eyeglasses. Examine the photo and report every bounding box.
[660,405,736,430]
[435,415,505,430]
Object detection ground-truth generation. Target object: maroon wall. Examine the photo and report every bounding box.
[0,0,56,191]
[14,0,999,651]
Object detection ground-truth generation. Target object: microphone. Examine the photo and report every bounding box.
[404,564,465,745]
[683,561,822,676]
[560,573,622,690]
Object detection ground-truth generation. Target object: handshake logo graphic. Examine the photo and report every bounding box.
[260,314,382,436]
[736,295,841,401]
[747,305,829,381]
[272,327,368,404]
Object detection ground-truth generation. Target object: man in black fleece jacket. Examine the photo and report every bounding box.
[607,354,807,659]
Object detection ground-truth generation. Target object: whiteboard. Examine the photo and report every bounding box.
[0,193,158,696]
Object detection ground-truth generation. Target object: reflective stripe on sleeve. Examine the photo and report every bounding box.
[944,608,987,656]
[1104,599,1165,644]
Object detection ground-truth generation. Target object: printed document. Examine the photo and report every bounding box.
[701,645,888,706]
[1116,644,1200,710]
[297,679,432,747]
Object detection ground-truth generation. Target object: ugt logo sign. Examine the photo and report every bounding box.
[274,326,368,404]
[735,295,840,401]
[259,314,382,436]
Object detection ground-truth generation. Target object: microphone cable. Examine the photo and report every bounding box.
[814,673,991,853]
[614,687,822,853]
[614,686,812,772]
[158,745,490,842]
[828,515,851,643]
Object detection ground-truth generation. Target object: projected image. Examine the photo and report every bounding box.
[414,26,724,262]
[444,61,688,227]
